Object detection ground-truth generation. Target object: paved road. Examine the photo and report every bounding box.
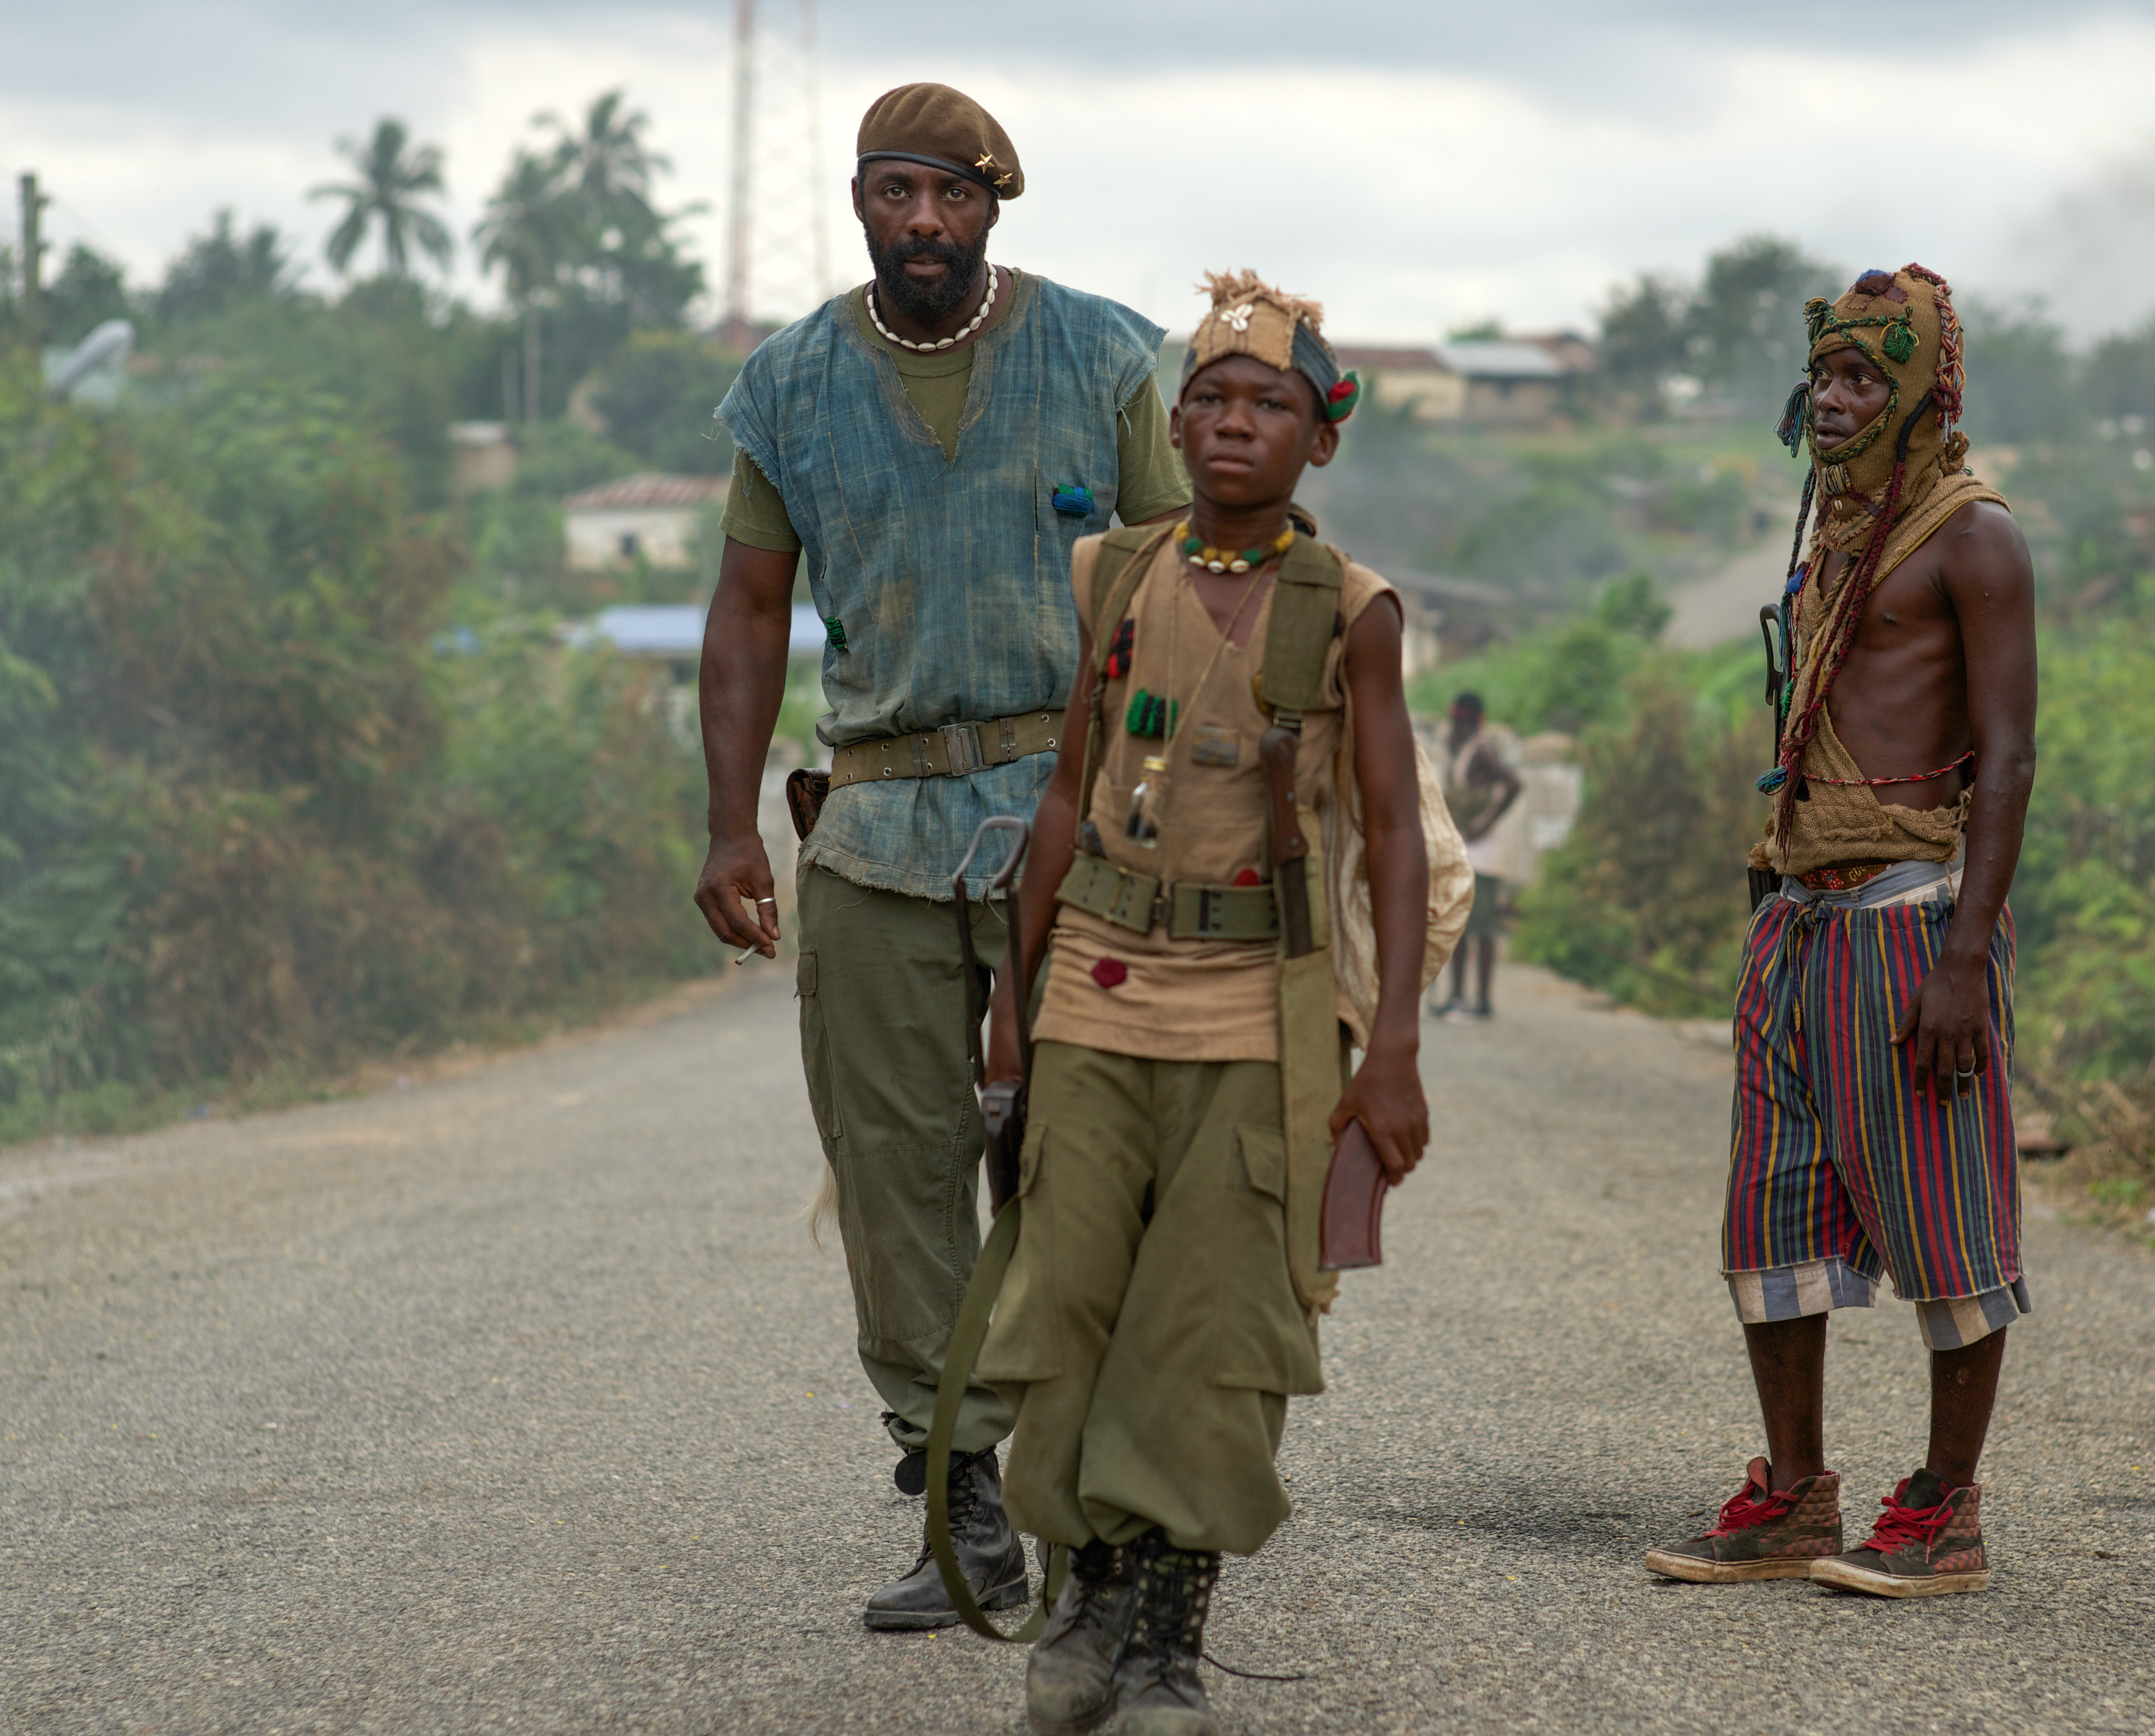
[6,966,2152,1734]
[1662,532,1789,652]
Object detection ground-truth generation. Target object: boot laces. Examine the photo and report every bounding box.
[903,1449,991,1575]
[1859,1482,1956,1555]
[1114,1544,1216,1691]
[1706,1476,1797,1539]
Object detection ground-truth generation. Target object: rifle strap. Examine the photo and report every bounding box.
[1073,523,1178,841]
[923,1197,1069,1640]
[1257,535,1347,1313]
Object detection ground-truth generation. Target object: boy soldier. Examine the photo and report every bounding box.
[978,274,1433,1736]
[1647,265,2037,1597]
[693,84,1190,1628]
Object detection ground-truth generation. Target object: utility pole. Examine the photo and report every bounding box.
[724,0,756,337]
[19,173,49,349]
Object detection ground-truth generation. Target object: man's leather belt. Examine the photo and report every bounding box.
[1055,851,1278,941]
[829,710,1062,786]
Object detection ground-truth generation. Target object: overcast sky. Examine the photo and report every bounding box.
[6,0,2155,344]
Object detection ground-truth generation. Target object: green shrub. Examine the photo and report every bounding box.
[0,360,711,1130]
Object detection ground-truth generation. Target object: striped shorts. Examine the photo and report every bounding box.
[1723,871,2030,1351]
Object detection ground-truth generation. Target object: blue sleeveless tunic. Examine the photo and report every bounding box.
[719,273,1167,898]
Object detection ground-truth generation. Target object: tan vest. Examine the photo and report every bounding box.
[1083,539,1353,891]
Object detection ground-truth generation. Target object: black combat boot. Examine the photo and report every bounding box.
[1105,1529,1220,1736]
[863,1446,1030,1630]
[1025,1540,1136,1734]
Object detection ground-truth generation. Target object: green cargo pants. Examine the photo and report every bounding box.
[978,1041,1325,1556]
[795,863,1014,1455]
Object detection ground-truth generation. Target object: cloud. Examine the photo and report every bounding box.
[5,1,2155,343]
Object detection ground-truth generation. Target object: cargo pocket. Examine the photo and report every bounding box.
[1210,1124,1324,1395]
[796,949,843,1144]
[976,1125,1063,1384]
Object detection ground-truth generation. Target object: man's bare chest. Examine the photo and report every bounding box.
[1811,547,1956,658]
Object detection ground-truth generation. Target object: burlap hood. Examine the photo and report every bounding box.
[1753,264,2008,873]
[1801,266,1970,554]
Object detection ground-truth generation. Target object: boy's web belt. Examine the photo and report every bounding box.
[828,711,1062,785]
[1055,850,1279,941]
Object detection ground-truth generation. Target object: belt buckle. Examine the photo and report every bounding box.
[939,721,981,777]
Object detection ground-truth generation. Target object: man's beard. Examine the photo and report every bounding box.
[865,225,989,325]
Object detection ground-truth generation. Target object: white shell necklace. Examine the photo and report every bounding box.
[867,265,1000,352]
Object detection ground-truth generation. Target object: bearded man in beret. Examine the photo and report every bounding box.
[694,82,1190,1630]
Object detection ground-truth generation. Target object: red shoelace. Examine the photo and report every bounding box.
[1707,1479,1798,1538]
[1859,1482,1956,1554]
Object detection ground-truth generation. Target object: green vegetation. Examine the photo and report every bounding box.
[0,355,707,1143]
[9,142,2155,1214]
[0,92,772,1148]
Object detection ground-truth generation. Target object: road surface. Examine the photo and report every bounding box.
[5,966,2151,1733]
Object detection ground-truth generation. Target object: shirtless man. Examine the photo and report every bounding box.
[1647,265,2036,1598]
[1438,692,1522,1019]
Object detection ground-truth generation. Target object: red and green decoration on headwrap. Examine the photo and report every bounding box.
[1323,373,1362,423]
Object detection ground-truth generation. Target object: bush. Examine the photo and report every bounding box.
[1513,662,1771,1016]
[0,360,711,1127]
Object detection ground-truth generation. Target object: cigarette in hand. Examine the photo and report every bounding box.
[735,896,779,965]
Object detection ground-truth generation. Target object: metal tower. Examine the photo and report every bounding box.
[720,0,833,347]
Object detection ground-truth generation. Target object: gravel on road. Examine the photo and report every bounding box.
[4,964,2151,1734]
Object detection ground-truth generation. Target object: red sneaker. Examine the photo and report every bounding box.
[1644,1457,1843,1583]
[1811,1470,1990,1597]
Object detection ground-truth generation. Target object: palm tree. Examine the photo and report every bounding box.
[537,90,669,232]
[474,149,578,423]
[310,119,454,278]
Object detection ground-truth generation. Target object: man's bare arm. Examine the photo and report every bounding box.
[1330,597,1431,1181]
[1466,744,1524,842]
[692,536,799,956]
[1895,502,2037,1094]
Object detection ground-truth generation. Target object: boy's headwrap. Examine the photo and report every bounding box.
[1180,270,1360,423]
[1759,263,2006,853]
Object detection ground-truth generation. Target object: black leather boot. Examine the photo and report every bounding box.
[863,1446,1030,1630]
[1105,1529,1219,1736]
[1025,1540,1135,1735]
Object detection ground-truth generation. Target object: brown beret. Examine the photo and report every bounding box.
[856,82,1023,199]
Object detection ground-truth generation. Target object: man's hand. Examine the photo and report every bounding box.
[1329,1040,1429,1184]
[694,831,780,958]
[1892,955,1990,1099]
[694,534,798,960]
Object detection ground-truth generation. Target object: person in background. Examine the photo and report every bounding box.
[1436,691,1521,1020]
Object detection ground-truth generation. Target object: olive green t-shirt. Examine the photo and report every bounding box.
[721,278,1189,553]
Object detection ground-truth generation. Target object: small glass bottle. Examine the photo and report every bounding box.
[1125,756,1168,847]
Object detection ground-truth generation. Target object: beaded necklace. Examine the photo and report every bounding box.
[865,265,1000,352]
[1177,519,1294,575]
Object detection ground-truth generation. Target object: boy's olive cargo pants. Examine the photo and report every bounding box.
[978,1039,1325,1556]
[795,863,1014,1455]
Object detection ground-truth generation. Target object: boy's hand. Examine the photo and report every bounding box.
[1330,1040,1428,1184]
[984,984,1023,1087]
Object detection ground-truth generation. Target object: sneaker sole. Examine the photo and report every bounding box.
[1809,1559,1991,1598]
[863,1573,1032,1631]
[1643,1549,1820,1583]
